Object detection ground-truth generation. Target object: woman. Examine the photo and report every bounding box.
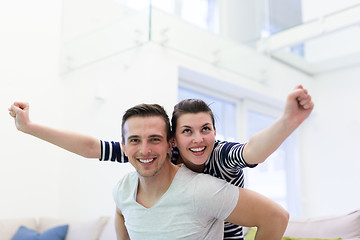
[9,85,313,239]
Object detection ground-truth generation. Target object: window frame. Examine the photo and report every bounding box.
[178,67,302,216]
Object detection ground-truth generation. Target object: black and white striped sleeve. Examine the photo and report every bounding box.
[99,140,128,163]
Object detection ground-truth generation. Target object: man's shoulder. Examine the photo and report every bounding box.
[115,171,138,190]
[179,164,223,183]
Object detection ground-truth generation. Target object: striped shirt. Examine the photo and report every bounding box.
[100,140,256,240]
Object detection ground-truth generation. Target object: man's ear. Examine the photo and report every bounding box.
[168,138,175,153]
[121,142,128,157]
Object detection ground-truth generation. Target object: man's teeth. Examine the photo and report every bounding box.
[139,158,154,163]
[190,147,206,152]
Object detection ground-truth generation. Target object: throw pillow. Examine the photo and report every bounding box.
[11,225,69,240]
[245,227,342,240]
[38,216,109,240]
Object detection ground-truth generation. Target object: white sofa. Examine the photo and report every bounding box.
[1,210,359,240]
[0,216,117,240]
[283,209,360,239]
[245,209,360,240]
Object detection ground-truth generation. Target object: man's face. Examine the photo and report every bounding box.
[122,116,172,178]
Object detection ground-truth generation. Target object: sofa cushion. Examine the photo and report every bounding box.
[37,217,109,240]
[285,210,360,239]
[0,218,37,240]
[11,225,68,240]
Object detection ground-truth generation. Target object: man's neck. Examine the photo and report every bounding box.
[136,162,179,208]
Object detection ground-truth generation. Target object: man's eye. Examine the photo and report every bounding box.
[129,139,139,143]
[151,138,161,142]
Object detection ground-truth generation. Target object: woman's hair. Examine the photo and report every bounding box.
[121,103,171,143]
[171,99,215,134]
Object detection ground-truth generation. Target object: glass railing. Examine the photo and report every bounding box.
[150,8,270,82]
[257,3,360,74]
[60,0,360,77]
[60,2,150,72]
[60,0,269,82]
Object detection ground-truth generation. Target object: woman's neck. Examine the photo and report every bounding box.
[177,156,205,173]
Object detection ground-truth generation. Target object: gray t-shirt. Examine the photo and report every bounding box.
[113,164,239,240]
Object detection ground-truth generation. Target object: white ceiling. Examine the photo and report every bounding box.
[256,3,360,75]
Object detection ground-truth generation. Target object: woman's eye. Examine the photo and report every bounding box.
[202,127,211,132]
[182,129,191,134]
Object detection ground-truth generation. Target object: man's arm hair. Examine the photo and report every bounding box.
[225,188,289,240]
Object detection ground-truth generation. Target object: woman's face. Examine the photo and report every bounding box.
[174,112,216,169]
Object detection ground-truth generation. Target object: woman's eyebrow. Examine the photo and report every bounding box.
[201,122,211,127]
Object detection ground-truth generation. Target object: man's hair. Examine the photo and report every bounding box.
[171,99,215,134]
[122,103,171,143]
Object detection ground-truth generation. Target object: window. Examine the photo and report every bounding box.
[246,110,288,210]
[178,76,301,217]
[242,100,301,216]
[126,0,220,33]
[179,0,219,33]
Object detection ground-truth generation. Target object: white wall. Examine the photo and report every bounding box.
[57,44,180,220]
[0,0,64,218]
[301,66,360,217]
[1,0,359,221]
[298,0,360,217]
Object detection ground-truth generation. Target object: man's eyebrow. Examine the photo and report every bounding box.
[127,135,140,140]
[148,134,164,139]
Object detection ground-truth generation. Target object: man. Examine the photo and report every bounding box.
[114,103,289,240]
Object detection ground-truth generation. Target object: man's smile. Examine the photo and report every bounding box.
[137,157,156,164]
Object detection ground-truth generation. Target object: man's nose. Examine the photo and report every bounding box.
[140,142,152,154]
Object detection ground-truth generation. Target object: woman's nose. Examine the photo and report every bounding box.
[192,132,203,143]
